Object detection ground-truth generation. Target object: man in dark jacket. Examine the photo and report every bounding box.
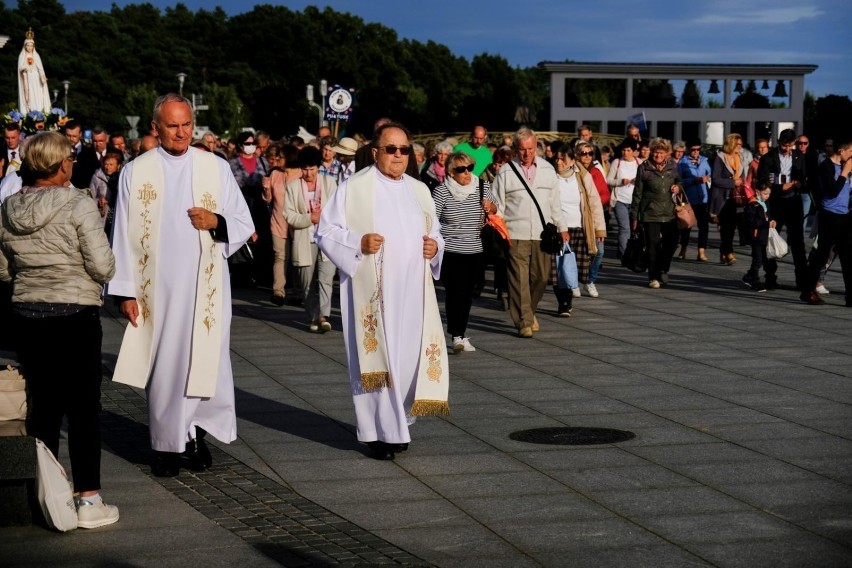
[757,129,807,289]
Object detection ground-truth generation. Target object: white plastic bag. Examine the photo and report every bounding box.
[767,227,789,260]
[34,439,78,532]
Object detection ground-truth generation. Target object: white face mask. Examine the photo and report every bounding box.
[243,144,257,155]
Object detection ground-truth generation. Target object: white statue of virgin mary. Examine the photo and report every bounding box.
[18,28,52,114]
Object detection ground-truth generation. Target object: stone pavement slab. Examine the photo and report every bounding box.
[3,233,852,567]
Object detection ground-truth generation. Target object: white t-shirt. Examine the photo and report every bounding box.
[612,159,638,205]
[558,175,582,228]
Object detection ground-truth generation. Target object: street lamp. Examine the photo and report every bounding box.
[176,72,187,96]
[62,80,70,114]
[305,78,328,132]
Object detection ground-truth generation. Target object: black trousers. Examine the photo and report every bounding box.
[644,220,680,281]
[805,210,852,299]
[748,242,773,282]
[441,252,483,337]
[718,199,739,256]
[766,196,807,287]
[15,306,104,492]
[680,203,710,249]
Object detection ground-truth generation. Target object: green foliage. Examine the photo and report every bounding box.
[0,1,550,137]
[805,94,852,144]
[681,80,702,108]
[731,87,770,109]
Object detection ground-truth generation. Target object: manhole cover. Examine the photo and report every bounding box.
[509,427,635,446]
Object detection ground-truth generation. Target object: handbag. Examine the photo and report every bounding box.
[0,364,26,422]
[507,162,563,254]
[731,180,755,207]
[767,227,789,259]
[35,439,78,532]
[479,178,508,258]
[621,225,648,273]
[673,191,697,230]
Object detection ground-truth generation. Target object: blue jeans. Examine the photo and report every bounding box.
[614,201,631,256]
[588,240,604,284]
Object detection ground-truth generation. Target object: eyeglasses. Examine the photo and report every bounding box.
[452,164,475,174]
[689,147,702,152]
[379,145,412,156]
[796,141,809,146]
[578,151,595,157]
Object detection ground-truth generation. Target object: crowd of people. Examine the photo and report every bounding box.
[0,100,849,524]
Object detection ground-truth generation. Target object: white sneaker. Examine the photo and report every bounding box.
[816,283,830,295]
[76,497,119,529]
[572,288,581,297]
[452,336,475,352]
[649,280,661,289]
[583,283,599,298]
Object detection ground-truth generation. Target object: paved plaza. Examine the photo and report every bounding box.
[2,238,851,567]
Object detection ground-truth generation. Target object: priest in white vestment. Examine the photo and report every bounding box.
[316,123,449,461]
[108,94,254,477]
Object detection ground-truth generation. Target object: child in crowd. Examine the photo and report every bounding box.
[742,181,775,291]
[89,150,123,234]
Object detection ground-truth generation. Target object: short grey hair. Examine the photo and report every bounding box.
[152,93,193,124]
[434,140,453,155]
[673,140,686,151]
[513,127,536,149]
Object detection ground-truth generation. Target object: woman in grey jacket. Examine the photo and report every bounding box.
[0,132,118,529]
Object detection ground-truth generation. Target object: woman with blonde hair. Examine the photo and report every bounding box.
[710,133,746,265]
[0,131,118,528]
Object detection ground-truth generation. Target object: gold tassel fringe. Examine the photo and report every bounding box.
[409,400,450,417]
[361,372,392,392]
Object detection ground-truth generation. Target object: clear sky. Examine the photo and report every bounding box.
[61,0,850,98]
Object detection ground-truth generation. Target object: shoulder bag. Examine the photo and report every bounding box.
[507,162,563,254]
[673,190,697,230]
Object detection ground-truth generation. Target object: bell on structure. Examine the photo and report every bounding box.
[747,80,756,91]
[761,80,770,90]
[708,80,720,94]
[772,81,788,98]
[734,80,744,93]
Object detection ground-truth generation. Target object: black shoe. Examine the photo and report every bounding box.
[366,441,395,460]
[765,279,778,291]
[390,443,409,453]
[751,281,767,292]
[183,433,213,472]
[557,303,573,317]
[270,293,285,306]
[660,272,669,286]
[152,451,181,477]
[799,290,824,305]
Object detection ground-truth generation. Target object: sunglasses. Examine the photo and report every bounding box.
[796,141,809,146]
[452,164,475,174]
[578,151,595,157]
[379,145,411,155]
[689,147,702,152]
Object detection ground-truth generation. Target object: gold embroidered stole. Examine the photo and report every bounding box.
[113,148,224,397]
[346,167,449,416]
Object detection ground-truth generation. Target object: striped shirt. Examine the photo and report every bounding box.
[432,180,493,254]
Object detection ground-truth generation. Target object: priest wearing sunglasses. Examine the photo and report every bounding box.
[316,122,449,461]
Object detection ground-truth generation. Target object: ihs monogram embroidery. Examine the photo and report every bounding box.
[201,192,217,211]
[136,182,157,323]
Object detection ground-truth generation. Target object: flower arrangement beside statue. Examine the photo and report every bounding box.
[3,108,69,134]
